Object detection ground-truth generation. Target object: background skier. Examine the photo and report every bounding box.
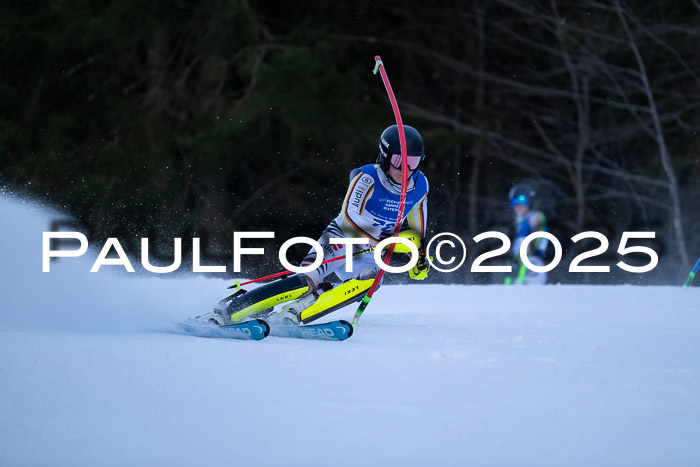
[506,183,548,285]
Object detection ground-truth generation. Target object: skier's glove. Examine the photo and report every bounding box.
[409,251,431,280]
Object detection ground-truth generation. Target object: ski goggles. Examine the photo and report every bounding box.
[510,195,530,206]
[390,153,423,171]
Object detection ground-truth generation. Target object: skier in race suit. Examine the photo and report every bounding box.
[507,183,548,285]
[215,124,430,325]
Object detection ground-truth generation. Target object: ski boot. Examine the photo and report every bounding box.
[270,292,318,325]
[211,273,311,325]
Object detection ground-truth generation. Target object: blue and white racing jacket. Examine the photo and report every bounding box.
[512,210,548,258]
[332,163,428,246]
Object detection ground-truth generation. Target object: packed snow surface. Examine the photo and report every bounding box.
[1,194,699,466]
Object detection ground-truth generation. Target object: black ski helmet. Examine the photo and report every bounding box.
[376,124,425,173]
[509,183,535,206]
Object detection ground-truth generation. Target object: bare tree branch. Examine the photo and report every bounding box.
[615,0,689,267]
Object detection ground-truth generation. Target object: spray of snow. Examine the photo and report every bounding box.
[0,193,228,332]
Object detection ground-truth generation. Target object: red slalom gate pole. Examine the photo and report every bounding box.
[352,56,409,325]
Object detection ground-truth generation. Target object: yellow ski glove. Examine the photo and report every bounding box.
[409,252,431,280]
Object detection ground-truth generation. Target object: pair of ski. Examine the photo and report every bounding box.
[176,317,353,341]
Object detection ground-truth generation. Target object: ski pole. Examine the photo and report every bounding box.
[504,267,526,285]
[353,56,409,325]
[504,259,525,285]
[228,247,375,290]
[516,261,527,284]
[683,256,700,288]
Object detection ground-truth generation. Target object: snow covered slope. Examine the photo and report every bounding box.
[1,194,699,466]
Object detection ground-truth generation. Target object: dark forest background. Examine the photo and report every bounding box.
[1,0,699,284]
